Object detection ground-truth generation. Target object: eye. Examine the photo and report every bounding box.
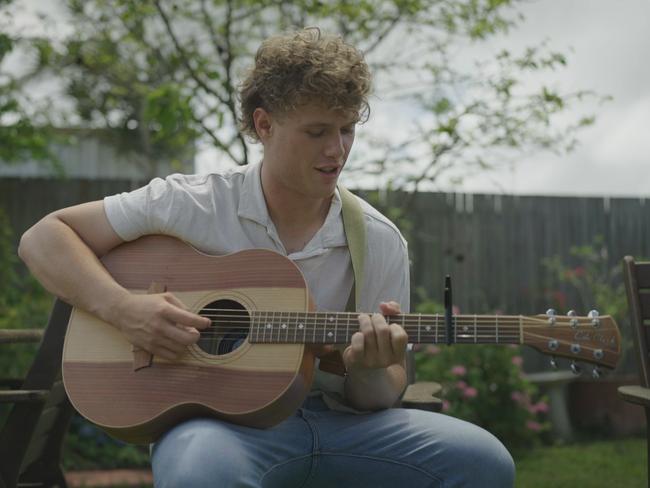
[306,129,325,138]
[341,126,355,135]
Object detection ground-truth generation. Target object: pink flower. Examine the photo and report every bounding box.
[511,391,525,404]
[463,387,478,399]
[526,420,542,432]
[451,365,466,376]
[532,401,549,413]
[442,400,451,412]
[425,345,440,355]
[511,356,523,367]
[456,381,467,390]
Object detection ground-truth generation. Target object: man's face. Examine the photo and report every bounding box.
[257,103,357,200]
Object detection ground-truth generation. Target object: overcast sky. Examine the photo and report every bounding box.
[438,0,650,197]
[6,0,650,198]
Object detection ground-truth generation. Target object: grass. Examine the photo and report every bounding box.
[513,437,646,487]
[66,437,646,487]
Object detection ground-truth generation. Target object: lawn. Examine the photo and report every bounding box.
[514,437,645,487]
[64,437,646,487]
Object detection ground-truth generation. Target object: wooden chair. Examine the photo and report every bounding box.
[0,299,74,488]
[619,256,650,487]
[402,350,443,412]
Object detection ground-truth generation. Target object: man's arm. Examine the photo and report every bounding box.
[18,201,209,360]
[343,301,408,411]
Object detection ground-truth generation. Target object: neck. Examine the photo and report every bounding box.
[260,162,333,252]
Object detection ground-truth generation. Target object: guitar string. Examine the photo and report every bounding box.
[195,313,591,325]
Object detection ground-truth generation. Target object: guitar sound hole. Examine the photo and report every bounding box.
[197,299,249,356]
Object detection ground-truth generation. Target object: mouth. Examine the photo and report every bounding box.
[315,165,341,175]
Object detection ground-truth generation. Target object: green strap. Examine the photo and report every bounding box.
[338,185,366,313]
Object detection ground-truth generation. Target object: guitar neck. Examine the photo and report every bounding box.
[249,312,522,345]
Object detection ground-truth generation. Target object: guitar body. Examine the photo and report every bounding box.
[62,235,315,444]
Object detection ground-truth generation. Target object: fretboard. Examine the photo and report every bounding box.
[248,312,523,345]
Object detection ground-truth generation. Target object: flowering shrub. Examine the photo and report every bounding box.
[414,300,549,448]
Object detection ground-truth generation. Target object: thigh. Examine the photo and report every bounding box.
[151,413,315,488]
[309,408,515,488]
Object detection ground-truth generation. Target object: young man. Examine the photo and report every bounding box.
[19,29,514,487]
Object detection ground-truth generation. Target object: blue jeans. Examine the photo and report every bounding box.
[151,395,515,487]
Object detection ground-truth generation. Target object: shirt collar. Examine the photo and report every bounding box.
[237,161,347,252]
[237,161,270,226]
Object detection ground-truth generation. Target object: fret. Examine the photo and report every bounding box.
[496,315,499,344]
[284,312,290,343]
[417,314,421,344]
[271,312,282,344]
[312,313,317,344]
[262,311,267,343]
[326,314,335,343]
[519,315,523,344]
[454,315,457,343]
[346,313,351,343]
[299,314,306,344]
[334,313,338,344]
[435,314,439,344]
[474,314,478,344]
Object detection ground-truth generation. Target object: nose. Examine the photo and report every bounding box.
[324,132,345,160]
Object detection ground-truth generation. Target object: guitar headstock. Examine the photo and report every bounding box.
[522,309,621,371]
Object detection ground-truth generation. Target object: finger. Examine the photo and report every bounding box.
[358,314,378,354]
[379,301,401,315]
[160,320,202,346]
[343,332,365,368]
[135,331,185,360]
[151,325,191,353]
[372,313,392,361]
[162,294,211,329]
[389,323,408,361]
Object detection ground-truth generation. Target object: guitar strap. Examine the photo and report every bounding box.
[317,185,366,376]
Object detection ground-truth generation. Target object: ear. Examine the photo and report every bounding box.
[252,107,273,141]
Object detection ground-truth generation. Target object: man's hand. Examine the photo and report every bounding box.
[109,292,211,361]
[342,301,408,373]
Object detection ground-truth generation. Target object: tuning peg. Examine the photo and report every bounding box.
[588,310,600,327]
[592,366,602,379]
[567,310,578,328]
[549,356,558,370]
[546,309,556,325]
[570,361,582,375]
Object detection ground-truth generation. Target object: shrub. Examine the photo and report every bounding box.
[414,299,549,448]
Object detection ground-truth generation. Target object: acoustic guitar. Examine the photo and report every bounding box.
[62,235,621,444]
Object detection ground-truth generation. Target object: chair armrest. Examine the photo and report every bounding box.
[0,390,48,403]
[0,329,44,344]
[618,385,650,407]
[401,381,443,412]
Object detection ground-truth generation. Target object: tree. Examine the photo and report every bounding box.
[9,0,605,197]
[0,0,52,164]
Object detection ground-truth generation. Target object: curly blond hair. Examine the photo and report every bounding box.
[238,27,371,141]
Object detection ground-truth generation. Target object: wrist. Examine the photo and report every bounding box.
[95,287,132,329]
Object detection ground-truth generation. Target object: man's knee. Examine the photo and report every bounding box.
[151,418,258,487]
[405,410,515,486]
